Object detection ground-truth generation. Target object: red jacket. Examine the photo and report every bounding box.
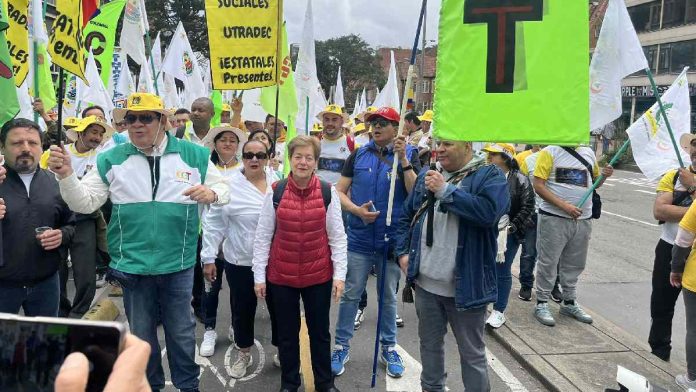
[267,174,333,288]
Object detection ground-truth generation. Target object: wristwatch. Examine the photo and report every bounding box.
[688,185,696,195]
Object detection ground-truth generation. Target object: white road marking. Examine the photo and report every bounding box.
[225,339,265,387]
[486,348,529,392]
[602,183,615,186]
[386,344,422,391]
[633,189,654,195]
[603,210,659,227]
[195,345,228,388]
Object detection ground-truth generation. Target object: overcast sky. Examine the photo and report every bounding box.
[284,0,442,49]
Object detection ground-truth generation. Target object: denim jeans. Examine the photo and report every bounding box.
[518,219,538,290]
[109,267,199,391]
[201,258,226,330]
[415,286,490,392]
[494,233,521,312]
[0,271,59,317]
[335,251,400,350]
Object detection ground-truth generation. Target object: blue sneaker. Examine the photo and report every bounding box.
[331,345,350,376]
[379,347,404,378]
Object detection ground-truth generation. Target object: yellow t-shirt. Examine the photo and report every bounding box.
[515,149,533,170]
[678,202,696,292]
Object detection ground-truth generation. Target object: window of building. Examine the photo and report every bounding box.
[687,0,696,22]
[628,1,662,32]
[422,80,430,93]
[669,40,696,73]
[645,45,658,73]
[659,44,672,72]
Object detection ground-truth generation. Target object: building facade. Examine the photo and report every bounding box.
[377,47,436,114]
[613,0,696,131]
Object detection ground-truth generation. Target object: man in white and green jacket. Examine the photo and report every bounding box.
[48,93,229,392]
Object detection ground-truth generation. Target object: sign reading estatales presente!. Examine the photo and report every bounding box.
[205,0,281,90]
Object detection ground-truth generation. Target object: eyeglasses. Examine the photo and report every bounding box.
[124,114,160,125]
[242,152,269,160]
[369,119,392,128]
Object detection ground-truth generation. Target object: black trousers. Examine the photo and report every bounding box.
[226,264,258,349]
[649,239,683,358]
[59,218,97,318]
[268,280,334,391]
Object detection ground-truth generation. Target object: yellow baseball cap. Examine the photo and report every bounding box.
[66,115,116,143]
[418,110,434,123]
[483,143,516,160]
[64,117,80,129]
[353,123,366,134]
[358,106,378,122]
[316,104,348,122]
[112,93,171,123]
[311,123,323,134]
[222,103,232,112]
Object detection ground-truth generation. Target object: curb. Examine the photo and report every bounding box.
[486,299,686,392]
[82,298,120,321]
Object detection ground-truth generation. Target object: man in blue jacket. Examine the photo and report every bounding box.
[331,107,421,378]
[396,140,509,392]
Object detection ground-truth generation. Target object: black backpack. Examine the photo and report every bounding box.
[272,178,332,210]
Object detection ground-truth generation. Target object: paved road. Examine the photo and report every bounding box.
[129,276,548,392]
[576,169,686,364]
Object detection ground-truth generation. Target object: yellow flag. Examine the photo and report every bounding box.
[205,0,281,90]
[5,0,29,87]
[48,0,87,82]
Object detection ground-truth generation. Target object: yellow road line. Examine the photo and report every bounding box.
[300,314,315,392]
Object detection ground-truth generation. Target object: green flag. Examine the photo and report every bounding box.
[211,90,223,127]
[260,24,298,126]
[0,0,20,124]
[83,0,126,87]
[434,0,589,145]
[31,44,57,110]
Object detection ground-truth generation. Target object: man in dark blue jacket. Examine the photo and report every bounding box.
[396,140,509,392]
[330,107,421,378]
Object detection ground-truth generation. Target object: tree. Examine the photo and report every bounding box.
[145,0,209,58]
[314,35,386,110]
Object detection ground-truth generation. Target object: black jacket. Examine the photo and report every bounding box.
[507,169,536,239]
[0,166,75,286]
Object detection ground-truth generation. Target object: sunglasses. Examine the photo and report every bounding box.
[242,152,269,160]
[124,114,160,125]
[369,118,392,128]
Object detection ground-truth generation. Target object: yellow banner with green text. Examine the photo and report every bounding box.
[5,0,28,87]
[48,0,86,82]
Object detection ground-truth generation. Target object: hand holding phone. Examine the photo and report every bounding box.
[56,334,150,392]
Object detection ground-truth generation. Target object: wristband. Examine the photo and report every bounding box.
[402,165,414,172]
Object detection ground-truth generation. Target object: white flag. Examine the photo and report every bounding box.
[334,66,345,107]
[137,61,155,94]
[295,0,327,133]
[373,51,400,110]
[163,73,180,109]
[590,0,648,130]
[120,0,147,65]
[360,88,367,111]
[78,52,115,122]
[241,88,269,123]
[29,0,48,44]
[351,94,360,120]
[115,54,136,104]
[151,33,165,95]
[627,68,691,181]
[161,22,206,109]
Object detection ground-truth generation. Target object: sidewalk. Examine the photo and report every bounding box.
[488,280,687,392]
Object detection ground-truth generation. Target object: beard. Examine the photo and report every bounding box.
[14,155,36,173]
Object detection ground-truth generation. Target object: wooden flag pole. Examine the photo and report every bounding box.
[576,138,630,207]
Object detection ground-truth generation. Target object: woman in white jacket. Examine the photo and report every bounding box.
[200,139,275,378]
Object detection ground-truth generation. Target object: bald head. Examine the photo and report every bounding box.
[190,97,215,130]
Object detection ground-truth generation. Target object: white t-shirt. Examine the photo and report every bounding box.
[18,172,34,195]
[67,143,99,179]
[317,136,352,184]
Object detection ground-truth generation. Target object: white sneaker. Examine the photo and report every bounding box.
[229,351,253,379]
[273,353,281,368]
[199,330,217,357]
[354,309,365,330]
[228,326,234,342]
[486,310,506,329]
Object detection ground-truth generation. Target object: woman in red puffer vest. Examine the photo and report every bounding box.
[253,135,347,392]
